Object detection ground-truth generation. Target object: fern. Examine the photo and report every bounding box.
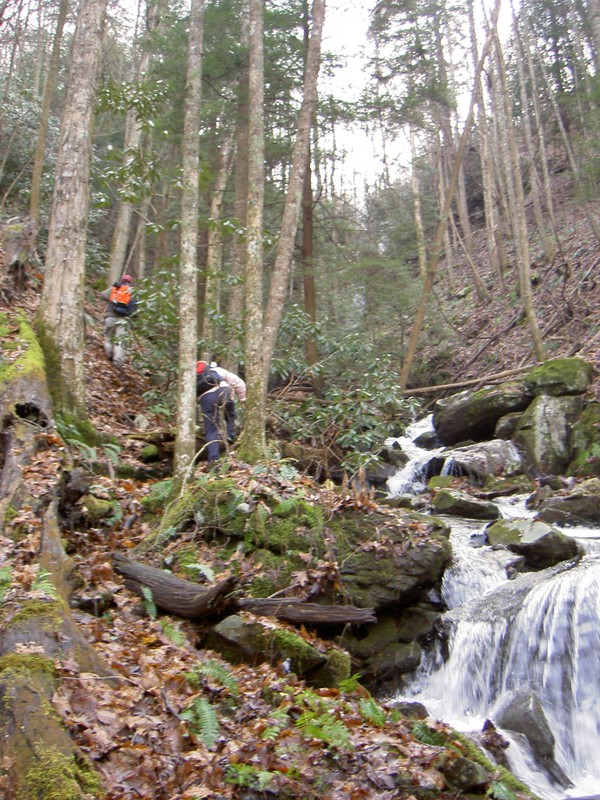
[185,658,239,700]
[184,562,215,582]
[141,586,157,618]
[32,568,57,598]
[411,720,448,747]
[359,696,386,727]
[486,781,517,800]
[160,619,186,646]
[338,673,365,694]
[0,566,12,603]
[225,763,276,789]
[181,697,219,748]
[296,711,351,750]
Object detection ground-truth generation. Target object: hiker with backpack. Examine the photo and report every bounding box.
[196,360,246,464]
[99,274,137,367]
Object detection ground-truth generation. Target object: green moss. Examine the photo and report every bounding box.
[4,504,18,523]
[19,746,104,800]
[0,315,46,390]
[270,629,323,673]
[0,652,56,680]
[9,597,64,627]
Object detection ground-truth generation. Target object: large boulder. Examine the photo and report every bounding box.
[531,478,600,527]
[432,383,531,446]
[513,394,583,475]
[495,689,572,788]
[333,511,452,609]
[484,518,582,570]
[440,439,523,485]
[432,488,501,520]
[524,357,593,397]
[568,401,600,477]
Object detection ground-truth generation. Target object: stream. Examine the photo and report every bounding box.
[385,418,600,800]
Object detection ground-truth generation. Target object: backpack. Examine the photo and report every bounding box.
[108,283,135,317]
[196,367,221,396]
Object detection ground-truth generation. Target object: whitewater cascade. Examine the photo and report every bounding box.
[386,417,600,800]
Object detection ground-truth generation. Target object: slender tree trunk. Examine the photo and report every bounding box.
[237,0,268,463]
[512,7,553,262]
[261,0,326,381]
[173,0,205,483]
[494,35,546,362]
[409,124,427,280]
[29,0,68,228]
[107,0,161,286]
[38,0,109,418]
[468,0,503,283]
[301,150,323,396]
[589,0,600,71]
[224,2,249,372]
[200,132,234,356]
[399,0,501,390]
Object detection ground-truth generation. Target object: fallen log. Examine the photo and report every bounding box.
[112,553,238,619]
[112,553,376,625]
[236,597,376,625]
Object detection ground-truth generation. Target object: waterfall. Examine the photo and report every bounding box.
[386,415,445,496]
[385,417,600,799]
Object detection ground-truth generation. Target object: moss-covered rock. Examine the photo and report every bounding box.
[513,394,583,475]
[432,382,530,445]
[432,488,500,520]
[484,517,582,569]
[524,357,593,397]
[568,401,600,477]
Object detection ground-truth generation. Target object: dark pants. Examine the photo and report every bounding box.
[198,386,237,462]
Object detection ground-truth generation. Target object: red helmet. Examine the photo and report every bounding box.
[196,360,207,374]
[121,274,133,283]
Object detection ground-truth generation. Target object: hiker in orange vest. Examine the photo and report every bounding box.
[99,274,137,367]
[196,360,245,463]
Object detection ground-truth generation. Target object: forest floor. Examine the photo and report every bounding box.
[2,186,598,799]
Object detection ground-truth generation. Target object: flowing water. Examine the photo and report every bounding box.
[386,418,600,799]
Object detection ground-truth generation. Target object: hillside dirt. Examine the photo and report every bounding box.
[1,187,597,799]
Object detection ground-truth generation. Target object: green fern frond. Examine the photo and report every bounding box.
[486,781,517,800]
[185,658,239,699]
[160,619,186,646]
[296,711,351,749]
[339,673,366,694]
[411,720,448,747]
[141,586,157,618]
[185,562,215,582]
[181,697,219,748]
[32,569,57,598]
[359,696,386,726]
[0,566,12,603]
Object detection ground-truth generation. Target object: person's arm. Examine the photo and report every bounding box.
[217,368,246,402]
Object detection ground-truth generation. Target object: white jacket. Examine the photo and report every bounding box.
[212,364,246,403]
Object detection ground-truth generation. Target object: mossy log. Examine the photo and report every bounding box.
[0,328,111,798]
[112,553,376,625]
[0,502,114,799]
[112,552,239,618]
[237,597,376,625]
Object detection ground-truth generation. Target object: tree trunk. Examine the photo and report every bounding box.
[224,2,250,372]
[399,0,501,391]
[494,34,546,362]
[107,0,161,286]
[38,0,109,418]
[261,0,326,383]
[0,337,113,797]
[200,132,234,355]
[29,0,68,228]
[173,0,205,484]
[237,0,268,463]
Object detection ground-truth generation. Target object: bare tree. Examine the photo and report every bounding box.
[173,0,205,482]
[107,0,161,286]
[38,0,109,418]
[29,0,68,228]
[237,0,267,463]
[261,0,326,380]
